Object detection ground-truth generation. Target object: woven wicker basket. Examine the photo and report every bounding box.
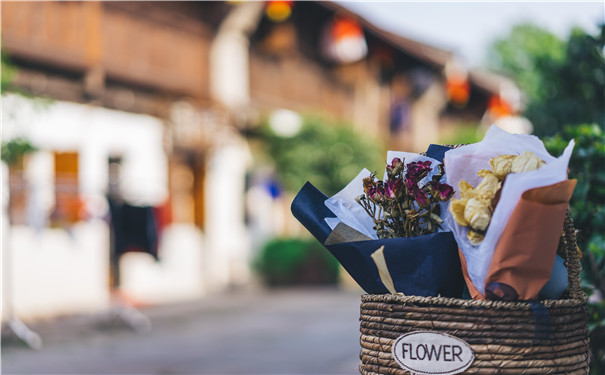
[359,214,590,374]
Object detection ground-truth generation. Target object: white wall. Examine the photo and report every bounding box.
[2,94,168,206]
[204,140,253,291]
[2,221,110,320]
[119,224,206,304]
[1,95,207,320]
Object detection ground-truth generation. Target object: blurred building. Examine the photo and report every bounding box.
[1,1,238,320]
[1,1,518,320]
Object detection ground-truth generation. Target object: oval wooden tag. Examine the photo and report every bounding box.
[391,331,474,375]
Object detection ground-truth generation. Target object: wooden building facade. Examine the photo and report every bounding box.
[0,1,511,317]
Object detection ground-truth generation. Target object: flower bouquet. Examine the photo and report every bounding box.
[292,128,590,375]
[291,146,464,297]
[292,130,591,374]
[444,125,576,301]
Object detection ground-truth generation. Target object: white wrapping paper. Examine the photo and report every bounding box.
[444,126,574,296]
[324,168,377,239]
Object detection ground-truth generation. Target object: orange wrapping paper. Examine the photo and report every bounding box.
[459,179,576,300]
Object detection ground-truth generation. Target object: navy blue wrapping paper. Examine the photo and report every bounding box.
[291,182,337,244]
[291,181,464,297]
[426,144,452,163]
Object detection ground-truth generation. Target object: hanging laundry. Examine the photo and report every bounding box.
[390,99,412,134]
[108,199,159,261]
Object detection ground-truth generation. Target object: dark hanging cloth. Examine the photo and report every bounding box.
[389,100,411,134]
[108,198,159,261]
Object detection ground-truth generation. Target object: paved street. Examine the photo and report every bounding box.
[2,288,363,375]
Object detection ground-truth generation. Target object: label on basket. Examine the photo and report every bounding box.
[391,331,474,375]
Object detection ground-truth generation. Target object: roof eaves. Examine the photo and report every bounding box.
[318,1,453,68]
[468,68,519,95]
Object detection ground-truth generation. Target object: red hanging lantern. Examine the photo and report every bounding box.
[488,94,513,119]
[266,0,293,22]
[321,16,368,64]
[446,77,470,107]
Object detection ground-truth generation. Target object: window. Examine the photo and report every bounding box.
[169,153,205,229]
[7,157,28,225]
[50,151,82,225]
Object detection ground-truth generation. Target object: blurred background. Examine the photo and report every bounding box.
[1,1,603,374]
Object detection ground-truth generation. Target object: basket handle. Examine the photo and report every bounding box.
[560,212,586,300]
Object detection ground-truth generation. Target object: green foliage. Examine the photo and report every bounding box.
[1,50,16,93]
[491,27,605,371]
[544,124,605,373]
[487,24,566,105]
[544,124,605,251]
[1,49,51,104]
[487,24,605,136]
[1,137,37,166]
[258,115,383,196]
[253,237,340,286]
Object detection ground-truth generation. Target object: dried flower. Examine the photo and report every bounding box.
[490,154,515,179]
[449,151,545,245]
[386,157,404,178]
[390,157,403,168]
[464,197,492,231]
[372,181,386,202]
[429,181,455,201]
[511,151,545,173]
[449,198,468,226]
[405,175,419,196]
[414,188,429,208]
[406,160,432,181]
[385,179,403,199]
[363,174,376,196]
[358,158,455,239]
[467,230,485,245]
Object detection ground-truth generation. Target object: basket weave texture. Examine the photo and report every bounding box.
[359,213,590,374]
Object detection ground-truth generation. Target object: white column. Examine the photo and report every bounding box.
[204,139,252,291]
[209,1,264,110]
